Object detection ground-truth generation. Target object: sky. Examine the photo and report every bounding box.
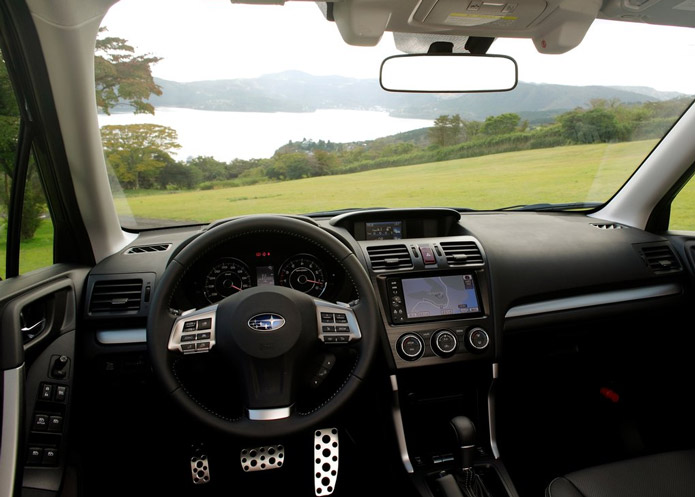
[101,0,695,94]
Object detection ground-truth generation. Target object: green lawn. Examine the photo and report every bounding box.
[115,140,657,223]
[5,139,695,277]
[0,218,54,277]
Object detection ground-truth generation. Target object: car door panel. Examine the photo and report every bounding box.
[0,265,89,497]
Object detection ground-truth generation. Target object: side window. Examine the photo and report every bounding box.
[669,178,695,231]
[0,49,54,278]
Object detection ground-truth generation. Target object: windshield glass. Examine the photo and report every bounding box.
[99,1,695,229]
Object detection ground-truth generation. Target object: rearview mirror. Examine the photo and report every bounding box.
[380,54,518,93]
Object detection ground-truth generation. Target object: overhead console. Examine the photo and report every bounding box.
[331,209,494,368]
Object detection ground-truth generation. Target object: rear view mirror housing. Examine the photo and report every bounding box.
[380,53,518,93]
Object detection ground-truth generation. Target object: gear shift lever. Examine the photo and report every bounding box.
[450,416,477,470]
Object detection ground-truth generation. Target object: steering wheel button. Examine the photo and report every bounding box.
[197,318,212,330]
[322,325,336,333]
[183,321,197,331]
[321,312,335,323]
[196,332,211,340]
[182,343,196,351]
[181,334,196,342]
[196,342,210,350]
[334,313,348,323]
[324,336,338,343]
[335,325,350,333]
[335,336,350,343]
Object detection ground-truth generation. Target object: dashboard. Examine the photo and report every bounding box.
[83,208,687,373]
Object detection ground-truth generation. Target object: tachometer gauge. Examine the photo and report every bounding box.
[203,258,252,303]
[278,254,327,298]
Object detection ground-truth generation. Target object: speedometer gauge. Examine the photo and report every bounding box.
[278,254,327,298]
[203,258,252,303]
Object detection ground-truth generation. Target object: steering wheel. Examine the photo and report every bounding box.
[147,215,380,438]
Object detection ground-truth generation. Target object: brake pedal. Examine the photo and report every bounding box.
[314,428,339,496]
[190,444,211,485]
[240,445,285,472]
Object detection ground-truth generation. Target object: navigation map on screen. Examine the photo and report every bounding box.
[402,275,479,318]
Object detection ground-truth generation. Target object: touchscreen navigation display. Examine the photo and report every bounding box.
[401,274,480,318]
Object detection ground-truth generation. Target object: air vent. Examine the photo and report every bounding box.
[367,245,413,271]
[125,243,171,254]
[591,223,625,230]
[440,241,484,266]
[639,244,681,274]
[88,279,143,314]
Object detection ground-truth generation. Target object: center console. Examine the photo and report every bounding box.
[330,208,517,497]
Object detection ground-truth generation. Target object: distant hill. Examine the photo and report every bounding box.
[148,71,686,122]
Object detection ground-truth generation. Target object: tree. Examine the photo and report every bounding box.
[429,114,464,147]
[481,113,521,136]
[95,27,162,115]
[101,124,180,189]
[558,108,620,144]
[188,156,229,182]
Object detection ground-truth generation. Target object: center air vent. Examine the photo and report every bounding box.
[125,243,171,254]
[367,245,413,271]
[440,241,484,266]
[638,244,681,274]
[86,273,155,318]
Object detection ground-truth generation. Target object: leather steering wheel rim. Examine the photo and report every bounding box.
[147,215,380,438]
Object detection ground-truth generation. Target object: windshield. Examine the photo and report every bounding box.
[99,1,695,229]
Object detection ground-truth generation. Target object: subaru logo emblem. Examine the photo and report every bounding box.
[248,314,286,332]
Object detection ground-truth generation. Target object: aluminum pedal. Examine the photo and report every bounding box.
[240,445,285,472]
[190,448,210,485]
[314,428,339,496]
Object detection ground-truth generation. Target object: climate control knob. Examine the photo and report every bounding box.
[431,329,458,358]
[397,333,425,361]
[467,327,490,352]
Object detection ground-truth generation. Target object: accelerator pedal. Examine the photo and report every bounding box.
[314,428,339,496]
[240,445,285,472]
[190,444,211,485]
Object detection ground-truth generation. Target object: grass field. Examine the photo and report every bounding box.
[114,140,658,223]
[5,139,695,276]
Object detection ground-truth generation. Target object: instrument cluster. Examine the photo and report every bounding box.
[174,234,353,309]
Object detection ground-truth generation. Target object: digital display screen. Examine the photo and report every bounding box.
[401,274,480,318]
[365,221,403,240]
[256,265,275,286]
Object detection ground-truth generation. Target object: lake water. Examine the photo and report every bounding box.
[98,107,433,162]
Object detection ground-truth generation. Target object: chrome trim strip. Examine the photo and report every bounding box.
[390,375,414,473]
[1,365,24,497]
[488,363,500,459]
[247,406,292,421]
[96,329,147,344]
[505,284,681,319]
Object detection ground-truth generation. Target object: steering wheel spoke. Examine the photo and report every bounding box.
[167,305,218,354]
[314,299,362,345]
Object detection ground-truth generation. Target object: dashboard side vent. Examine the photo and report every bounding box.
[125,243,171,254]
[591,223,625,230]
[367,245,413,271]
[440,241,484,266]
[639,244,682,274]
[88,279,144,315]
